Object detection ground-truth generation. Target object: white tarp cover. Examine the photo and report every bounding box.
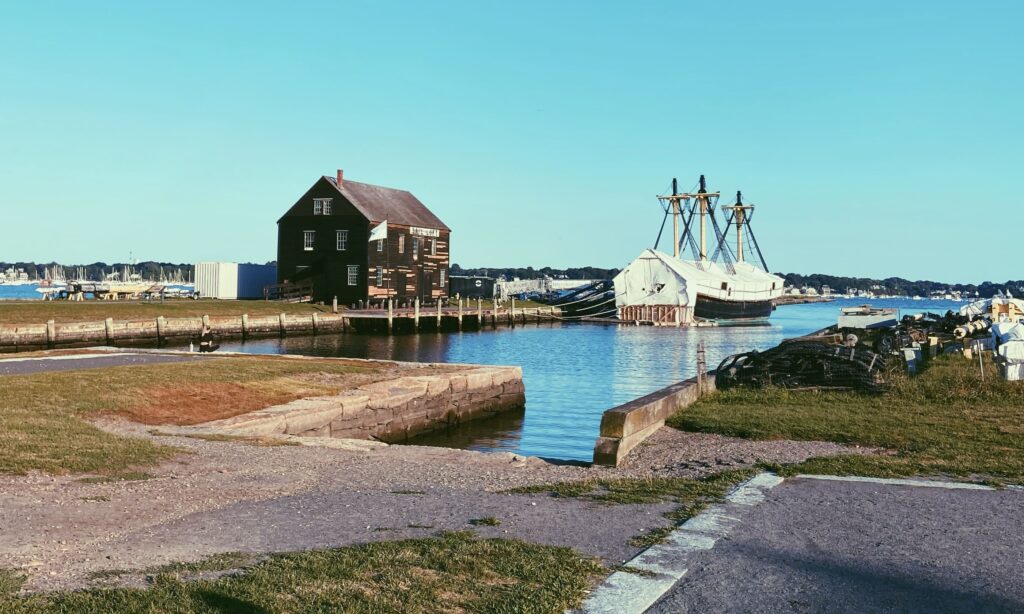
[614,249,692,307]
[960,297,1024,319]
[999,341,1024,363]
[614,249,785,307]
[993,322,1024,344]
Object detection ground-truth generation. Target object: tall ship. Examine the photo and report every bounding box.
[614,175,784,324]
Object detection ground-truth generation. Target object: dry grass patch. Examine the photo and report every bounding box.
[0,356,385,474]
[4,533,602,613]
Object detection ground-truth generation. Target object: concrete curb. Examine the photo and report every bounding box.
[577,472,784,614]
[794,474,997,490]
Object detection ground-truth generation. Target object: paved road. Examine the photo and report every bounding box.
[649,477,1024,613]
[0,352,207,376]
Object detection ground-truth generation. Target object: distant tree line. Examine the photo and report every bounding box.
[450,264,620,281]
[4,260,1022,299]
[779,272,1024,298]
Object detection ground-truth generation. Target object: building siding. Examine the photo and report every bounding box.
[277,176,449,304]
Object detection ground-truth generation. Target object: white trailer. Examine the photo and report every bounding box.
[194,262,277,299]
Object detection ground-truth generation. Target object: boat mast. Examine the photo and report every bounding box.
[671,178,680,258]
[722,191,754,263]
[693,175,720,261]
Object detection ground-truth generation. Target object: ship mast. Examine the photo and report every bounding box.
[656,174,721,262]
[721,191,754,263]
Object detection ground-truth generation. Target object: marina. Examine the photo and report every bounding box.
[158,297,964,462]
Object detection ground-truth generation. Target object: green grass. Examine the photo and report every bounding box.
[0,356,375,475]
[469,516,501,527]
[0,300,330,326]
[0,569,26,597]
[3,533,602,613]
[668,356,1024,484]
[508,470,754,548]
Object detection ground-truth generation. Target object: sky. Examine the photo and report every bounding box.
[0,1,1021,283]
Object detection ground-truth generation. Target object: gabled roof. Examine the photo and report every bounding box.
[325,176,450,231]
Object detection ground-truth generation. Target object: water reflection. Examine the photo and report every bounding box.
[201,299,962,461]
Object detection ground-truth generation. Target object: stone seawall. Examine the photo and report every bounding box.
[196,366,525,443]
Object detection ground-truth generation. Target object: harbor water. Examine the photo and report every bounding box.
[189,298,963,462]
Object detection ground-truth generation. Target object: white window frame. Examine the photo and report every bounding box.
[377,239,384,252]
[398,234,405,254]
[430,238,436,256]
[303,230,315,251]
[336,229,348,251]
[347,265,359,286]
[376,266,383,287]
[440,268,446,288]
[313,198,332,215]
[412,237,419,261]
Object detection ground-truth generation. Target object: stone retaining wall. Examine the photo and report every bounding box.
[198,366,525,443]
[592,373,715,466]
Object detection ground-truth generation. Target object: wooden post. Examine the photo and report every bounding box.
[414,297,420,331]
[104,317,113,345]
[332,296,338,314]
[387,298,394,333]
[312,312,319,334]
[458,299,463,330]
[156,316,166,344]
[241,313,249,338]
[46,319,55,347]
[279,312,287,335]
[510,297,515,327]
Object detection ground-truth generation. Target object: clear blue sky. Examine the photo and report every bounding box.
[1,1,1020,282]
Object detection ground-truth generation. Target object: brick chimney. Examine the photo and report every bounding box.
[336,169,344,187]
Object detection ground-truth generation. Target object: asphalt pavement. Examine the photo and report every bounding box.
[0,352,207,376]
[648,477,1023,614]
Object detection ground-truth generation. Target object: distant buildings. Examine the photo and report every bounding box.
[277,170,450,305]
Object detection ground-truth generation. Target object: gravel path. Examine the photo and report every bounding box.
[0,422,875,592]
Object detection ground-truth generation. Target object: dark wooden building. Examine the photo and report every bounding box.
[277,170,450,305]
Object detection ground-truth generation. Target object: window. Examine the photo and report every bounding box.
[440,268,446,289]
[398,234,405,253]
[720,282,728,291]
[313,198,332,215]
[412,237,419,261]
[430,238,436,256]
[377,239,384,252]
[303,230,315,251]
[376,266,383,287]
[336,230,348,251]
[347,265,359,286]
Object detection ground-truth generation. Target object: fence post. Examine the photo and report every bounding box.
[414,297,420,331]
[279,312,287,336]
[104,317,114,345]
[156,316,166,344]
[332,296,338,314]
[46,320,55,347]
[241,313,249,338]
[387,298,394,333]
[458,299,463,330]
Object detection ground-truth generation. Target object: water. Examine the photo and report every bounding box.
[184,297,963,462]
[0,284,44,300]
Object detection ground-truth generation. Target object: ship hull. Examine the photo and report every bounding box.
[694,293,774,322]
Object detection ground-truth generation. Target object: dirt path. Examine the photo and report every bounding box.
[0,421,873,592]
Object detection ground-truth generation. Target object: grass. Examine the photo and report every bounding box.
[668,355,1024,485]
[508,470,754,548]
[469,517,501,527]
[0,300,330,326]
[3,532,602,613]
[0,356,379,475]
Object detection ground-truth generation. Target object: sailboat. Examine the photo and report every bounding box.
[643,174,786,323]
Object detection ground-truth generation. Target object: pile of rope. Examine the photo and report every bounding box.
[715,341,889,393]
